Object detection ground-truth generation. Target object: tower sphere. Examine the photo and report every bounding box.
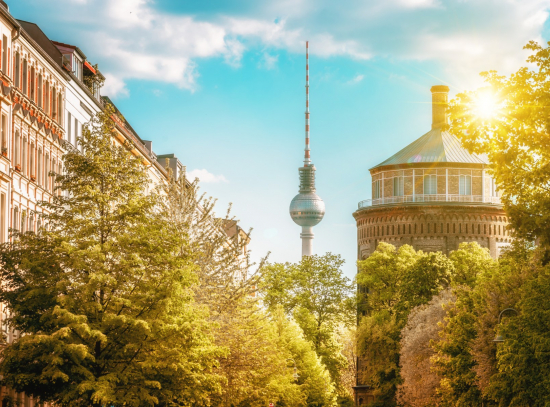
[289,192,325,227]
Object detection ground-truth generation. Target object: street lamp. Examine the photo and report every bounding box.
[493,308,518,343]
[286,358,299,381]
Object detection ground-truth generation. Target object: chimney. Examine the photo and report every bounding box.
[431,85,449,129]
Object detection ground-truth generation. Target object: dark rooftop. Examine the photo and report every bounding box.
[17,20,64,69]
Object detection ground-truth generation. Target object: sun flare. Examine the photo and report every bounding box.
[472,91,501,120]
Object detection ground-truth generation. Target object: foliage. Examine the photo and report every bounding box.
[357,243,420,314]
[208,305,301,407]
[356,243,458,405]
[261,253,355,395]
[397,289,454,407]
[337,326,357,404]
[0,107,220,407]
[82,63,105,95]
[398,252,454,314]
[483,247,550,406]
[447,40,550,261]
[432,242,539,406]
[162,157,339,405]
[161,170,261,314]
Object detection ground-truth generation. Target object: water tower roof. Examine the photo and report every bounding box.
[371,128,488,170]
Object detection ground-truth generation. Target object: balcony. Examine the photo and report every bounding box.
[358,194,502,209]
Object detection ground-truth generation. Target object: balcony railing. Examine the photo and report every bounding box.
[358,194,502,209]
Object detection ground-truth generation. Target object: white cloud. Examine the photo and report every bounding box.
[31,0,550,95]
[395,0,440,9]
[102,73,128,98]
[259,52,279,70]
[347,74,364,85]
[187,169,228,183]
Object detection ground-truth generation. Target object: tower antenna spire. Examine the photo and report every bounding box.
[305,41,311,166]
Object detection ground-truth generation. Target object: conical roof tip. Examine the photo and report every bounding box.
[371,128,488,170]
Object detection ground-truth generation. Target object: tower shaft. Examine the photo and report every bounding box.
[301,226,314,256]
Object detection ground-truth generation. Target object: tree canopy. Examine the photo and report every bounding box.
[0,107,220,407]
[448,41,550,260]
[261,253,355,402]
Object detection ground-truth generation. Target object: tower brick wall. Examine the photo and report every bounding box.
[354,203,510,259]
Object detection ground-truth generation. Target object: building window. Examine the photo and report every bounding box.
[14,51,19,87]
[67,112,72,144]
[0,193,5,243]
[22,59,27,95]
[459,175,472,195]
[393,176,404,196]
[423,174,437,195]
[44,81,49,114]
[22,137,27,175]
[38,74,43,108]
[2,35,7,73]
[59,95,64,125]
[374,179,381,199]
[1,113,6,154]
[30,143,35,179]
[74,117,79,149]
[73,55,83,80]
[45,153,50,191]
[52,88,57,120]
[38,149,42,186]
[30,66,35,101]
[14,130,19,166]
[491,178,498,197]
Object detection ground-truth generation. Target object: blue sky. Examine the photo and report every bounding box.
[9,0,550,279]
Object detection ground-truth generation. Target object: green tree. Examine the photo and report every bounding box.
[271,307,337,407]
[398,252,454,314]
[357,243,420,314]
[432,242,528,406]
[447,41,550,261]
[261,253,355,395]
[0,107,220,407]
[356,243,456,405]
[482,246,550,406]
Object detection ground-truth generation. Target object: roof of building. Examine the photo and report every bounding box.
[17,20,65,69]
[51,40,87,60]
[371,127,488,170]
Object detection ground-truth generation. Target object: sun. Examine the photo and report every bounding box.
[471,90,501,120]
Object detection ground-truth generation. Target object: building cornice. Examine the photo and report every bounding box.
[353,202,506,220]
[371,161,486,173]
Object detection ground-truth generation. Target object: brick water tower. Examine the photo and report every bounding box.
[352,85,511,405]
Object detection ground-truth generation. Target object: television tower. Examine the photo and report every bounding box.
[289,41,325,257]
